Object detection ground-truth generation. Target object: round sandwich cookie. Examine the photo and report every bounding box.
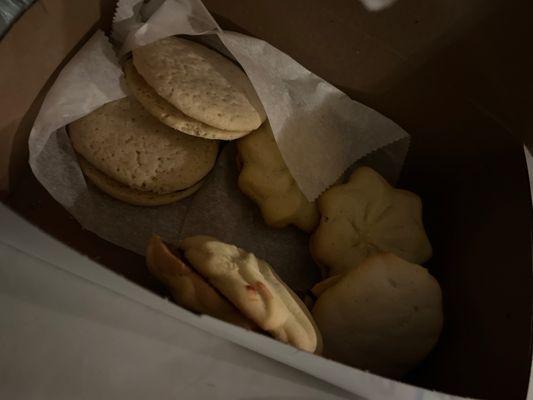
[312,253,443,378]
[69,97,218,203]
[177,235,323,353]
[132,37,266,132]
[146,235,256,329]
[78,157,204,206]
[123,60,250,140]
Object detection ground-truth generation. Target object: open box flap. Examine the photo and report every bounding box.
[0,230,355,400]
[0,202,489,400]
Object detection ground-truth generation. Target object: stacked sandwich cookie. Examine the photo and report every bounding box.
[146,235,257,330]
[147,235,322,354]
[127,37,266,139]
[69,98,217,206]
[311,253,442,377]
[69,37,266,206]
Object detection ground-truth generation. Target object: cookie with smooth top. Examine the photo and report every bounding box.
[78,157,204,206]
[312,252,443,377]
[178,235,322,353]
[146,235,256,329]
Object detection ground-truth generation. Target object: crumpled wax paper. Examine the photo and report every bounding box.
[28,0,410,292]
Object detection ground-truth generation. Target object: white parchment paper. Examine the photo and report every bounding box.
[115,0,410,200]
[29,0,410,292]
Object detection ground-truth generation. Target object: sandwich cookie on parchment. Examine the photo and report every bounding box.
[69,97,218,206]
[124,60,249,140]
[177,235,322,353]
[131,37,266,138]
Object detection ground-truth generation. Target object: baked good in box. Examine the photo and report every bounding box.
[178,235,322,353]
[69,97,218,205]
[310,166,432,276]
[312,252,443,377]
[146,235,255,329]
[132,37,266,133]
[124,59,248,140]
[236,123,319,232]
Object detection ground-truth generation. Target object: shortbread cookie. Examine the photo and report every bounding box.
[133,37,266,131]
[178,235,322,353]
[123,60,249,140]
[69,97,218,194]
[312,253,443,377]
[310,166,432,276]
[236,124,319,232]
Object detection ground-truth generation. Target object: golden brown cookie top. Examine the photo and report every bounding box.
[236,123,319,232]
[310,166,432,276]
[123,60,250,140]
[133,37,265,131]
[69,97,218,193]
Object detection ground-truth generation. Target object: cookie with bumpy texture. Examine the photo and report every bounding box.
[236,124,319,232]
[69,97,218,194]
[310,166,432,276]
[133,37,266,131]
[123,60,250,140]
[178,235,322,353]
[78,157,204,206]
[146,235,256,329]
[312,253,443,377]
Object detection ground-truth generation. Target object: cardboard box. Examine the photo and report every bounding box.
[1,0,532,399]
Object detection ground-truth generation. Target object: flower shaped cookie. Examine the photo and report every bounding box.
[236,124,319,232]
[310,167,432,276]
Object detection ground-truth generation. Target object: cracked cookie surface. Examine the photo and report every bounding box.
[124,60,249,140]
[133,37,266,132]
[69,97,218,194]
